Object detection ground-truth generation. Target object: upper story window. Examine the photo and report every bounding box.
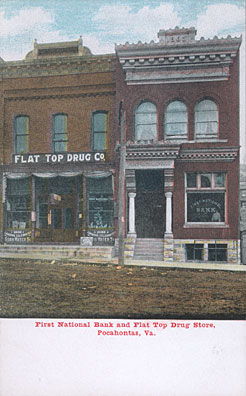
[14,116,29,154]
[195,99,218,140]
[135,101,157,141]
[52,114,67,153]
[92,112,107,151]
[165,101,187,139]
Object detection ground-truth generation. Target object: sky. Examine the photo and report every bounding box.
[0,0,245,161]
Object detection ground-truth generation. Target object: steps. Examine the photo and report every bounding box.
[133,238,164,261]
[0,244,114,260]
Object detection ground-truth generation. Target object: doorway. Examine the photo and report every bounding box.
[135,170,165,238]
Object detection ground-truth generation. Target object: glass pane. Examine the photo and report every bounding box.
[135,124,157,140]
[54,140,67,152]
[136,112,156,124]
[201,174,211,187]
[187,173,197,188]
[53,114,67,134]
[93,113,107,132]
[167,101,187,112]
[136,102,156,113]
[64,208,73,229]
[87,177,113,194]
[196,100,217,111]
[166,111,187,123]
[16,134,28,153]
[214,172,225,187]
[166,123,187,135]
[187,192,225,222]
[15,116,28,135]
[94,132,106,150]
[52,208,62,229]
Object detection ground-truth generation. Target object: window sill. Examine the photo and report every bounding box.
[184,223,229,228]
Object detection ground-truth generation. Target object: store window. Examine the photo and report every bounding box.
[52,114,68,152]
[186,172,226,223]
[14,116,29,154]
[6,178,30,229]
[92,112,107,151]
[165,101,187,139]
[195,99,218,140]
[88,176,113,229]
[135,101,157,141]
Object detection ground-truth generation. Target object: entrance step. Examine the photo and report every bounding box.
[0,244,114,260]
[134,238,164,261]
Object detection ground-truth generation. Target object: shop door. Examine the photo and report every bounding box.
[50,200,76,242]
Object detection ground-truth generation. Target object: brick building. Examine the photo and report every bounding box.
[115,27,242,264]
[0,27,242,264]
[0,38,116,245]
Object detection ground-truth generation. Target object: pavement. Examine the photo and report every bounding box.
[0,252,246,272]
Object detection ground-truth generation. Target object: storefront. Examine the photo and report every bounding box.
[3,170,114,245]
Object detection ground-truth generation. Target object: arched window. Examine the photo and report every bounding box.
[14,115,29,153]
[165,101,187,139]
[135,102,157,141]
[195,99,218,139]
[92,111,107,151]
[52,114,68,152]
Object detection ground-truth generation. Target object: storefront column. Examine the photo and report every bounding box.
[165,191,173,238]
[128,192,136,236]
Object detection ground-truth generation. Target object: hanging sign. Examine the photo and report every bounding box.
[12,152,106,164]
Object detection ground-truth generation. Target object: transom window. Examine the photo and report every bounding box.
[52,114,68,153]
[195,99,218,140]
[186,172,226,223]
[135,101,157,141]
[14,115,29,154]
[165,101,187,139]
[92,112,107,151]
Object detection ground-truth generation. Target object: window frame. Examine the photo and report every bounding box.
[194,99,219,141]
[164,100,188,140]
[91,111,108,152]
[14,115,29,154]
[52,113,68,153]
[185,172,227,226]
[134,101,157,142]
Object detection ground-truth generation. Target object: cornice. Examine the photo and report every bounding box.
[0,55,116,79]
[178,147,239,162]
[4,90,115,102]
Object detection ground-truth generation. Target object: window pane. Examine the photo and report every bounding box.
[165,101,187,137]
[187,192,225,222]
[94,132,106,150]
[16,116,29,135]
[201,174,211,187]
[214,172,225,187]
[135,124,157,140]
[195,100,218,138]
[187,173,197,188]
[16,135,28,153]
[53,114,67,133]
[135,102,157,141]
[54,141,67,152]
[93,113,107,132]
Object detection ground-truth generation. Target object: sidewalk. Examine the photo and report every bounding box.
[0,252,245,272]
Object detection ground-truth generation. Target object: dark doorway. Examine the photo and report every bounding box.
[135,170,165,238]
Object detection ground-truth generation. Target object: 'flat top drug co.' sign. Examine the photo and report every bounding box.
[12,152,105,164]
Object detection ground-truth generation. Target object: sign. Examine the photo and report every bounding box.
[12,152,106,164]
[4,229,31,243]
[87,229,114,245]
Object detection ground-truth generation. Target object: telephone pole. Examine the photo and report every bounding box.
[118,101,126,265]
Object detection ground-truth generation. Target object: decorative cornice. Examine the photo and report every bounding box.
[0,55,115,79]
[4,91,115,102]
[178,147,239,162]
[125,142,180,160]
